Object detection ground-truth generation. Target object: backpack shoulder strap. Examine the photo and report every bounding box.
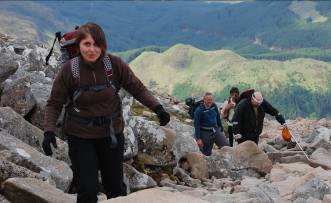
[103,55,121,92]
[70,56,80,84]
[103,55,112,76]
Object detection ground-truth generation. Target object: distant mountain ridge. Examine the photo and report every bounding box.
[130,44,331,119]
[1,1,331,61]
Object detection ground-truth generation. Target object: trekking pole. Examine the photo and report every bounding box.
[287,128,311,161]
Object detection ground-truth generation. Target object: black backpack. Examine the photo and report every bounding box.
[185,97,203,119]
[238,88,255,103]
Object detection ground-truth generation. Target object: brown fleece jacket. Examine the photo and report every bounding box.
[44,54,160,139]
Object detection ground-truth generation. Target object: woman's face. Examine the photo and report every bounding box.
[79,34,102,63]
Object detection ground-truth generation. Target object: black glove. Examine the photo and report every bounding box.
[275,114,285,125]
[154,105,170,126]
[42,131,58,156]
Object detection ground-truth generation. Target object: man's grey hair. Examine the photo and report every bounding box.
[204,92,213,97]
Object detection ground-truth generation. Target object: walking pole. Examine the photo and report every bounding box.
[283,127,311,161]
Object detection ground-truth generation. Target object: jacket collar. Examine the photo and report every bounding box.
[79,54,104,70]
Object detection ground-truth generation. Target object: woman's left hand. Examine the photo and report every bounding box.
[154,105,170,126]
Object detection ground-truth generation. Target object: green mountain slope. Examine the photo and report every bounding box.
[130,44,331,118]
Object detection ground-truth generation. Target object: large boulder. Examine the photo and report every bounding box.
[102,187,208,203]
[269,162,315,183]
[123,163,157,192]
[129,115,200,167]
[233,141,273,175]
[1,71,52,117]
[2,178,75,203]
[167,118,194,136]
[0,50,19,84]
[0,129,72,191]
[0,107,69,163]
[173,166,202,188]
[236,176,281,202]
[311,148,331,169]
[0,77,36,116]
[123,126,138,160]
[25,47,49,72]
[270,163,331,201]
[29,82,52,129]
[172,128,200,162]
[121,94,139,159]
[202,191,253,203]
[308,127,331,151]
[129,116,175,166]
[292,177,329,201]
[179,152,209,180]
[207,147,237,179]
[207,141,273,179]
[0,158,51,185]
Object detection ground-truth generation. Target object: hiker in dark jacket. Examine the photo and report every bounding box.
[43,23,170,202]
[194,92,229,156]
[232,91,285,145]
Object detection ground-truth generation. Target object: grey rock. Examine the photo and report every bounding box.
[101,187,208,203]
[167,118,194,137]
[0,129,72,191]
[29,82,52,129]
[0,76,36,116]
[241,177,280,203]
[123,126,138,160]
[129,115,199,167]
[0,107,70,163]
[233,141,273,175]
[308,127,331,151]
[159,178,193,192]
[172,130,200,162]
[293,178,330,200]
[173,166,202,188]
[244,179,280,203]
[129,116,175,166]
[207,141,273,180]
[179,152,209,180]
[207,147,238,179]
[0,157,54,185]
[26,47,48,72]
[123,163,157,192]
[3,66,52,90]
[0,52,19,84]
[202,191,250,203]
[260,141,278,154]
[3,177,75,203]
[294,197,322,203]
[311,147,331,169]
[0,194,10,203]
[120,91,134,124]
[13,45,25,55]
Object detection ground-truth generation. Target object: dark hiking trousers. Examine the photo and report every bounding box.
[237,133,259,145]
[228,125,234,147]
[200,127,229,156]
[68,133,126,203]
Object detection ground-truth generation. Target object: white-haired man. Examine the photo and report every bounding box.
[232,91,286,145]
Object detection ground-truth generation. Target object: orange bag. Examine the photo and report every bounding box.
[282,127,292,142]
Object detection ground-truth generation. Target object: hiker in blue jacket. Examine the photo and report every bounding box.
[194,92,229,156]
